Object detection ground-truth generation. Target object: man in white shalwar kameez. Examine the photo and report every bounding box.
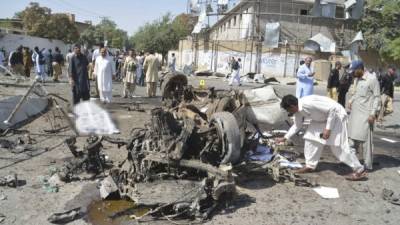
[296,57,314,98]
[276,94,367,181]
[94,47,115,103]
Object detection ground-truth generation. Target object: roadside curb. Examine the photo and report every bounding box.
[375,130,400,138]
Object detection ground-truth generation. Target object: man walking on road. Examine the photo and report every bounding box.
[327,61,341,101]
[348,60,381,170]
[276,94,367,181]
[229,58,241,86]
[9,46,24,76]
[22,47,32,78]
[143,50,160,97]
[69,45,90,105]
[32,46,46,82]
[94,47,116,103]
[296,57,314,98]
[52,47,64,82]
[377,66,396,125]
[122,49,137,98]
[169,53,176,73]
[337,63,352,107]
[136,51,145,86]
[44,49,53,78]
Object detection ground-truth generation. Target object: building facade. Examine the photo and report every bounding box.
[176,0,365,78]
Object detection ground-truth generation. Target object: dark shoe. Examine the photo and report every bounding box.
[345,170,367,181]
[294,167,315,174]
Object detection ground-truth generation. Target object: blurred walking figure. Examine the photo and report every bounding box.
[0,48,5,66]
[377,66,396,125]
[229,58,241,86]
[122,49,137,98]
[337,63,353,107]
[52,47,64,82]
[32,46,46,82]
[169,53,176,72]
[9,46,24,76]
[348,60,381,170]
[94,47,116,103]
[136,51,145,86]
[88,49,95,81]
[327,61,341,101]
[296,57,314,98]
[22,47,32,78]
[143,50,160,97]
[69,45,90,105]
[44,49,53,78]
[226,56,235,80]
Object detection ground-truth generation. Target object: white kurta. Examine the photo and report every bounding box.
[284,95,363,171]
[296,64,314,98]
[285,95,347,146]
[94,56,115,102]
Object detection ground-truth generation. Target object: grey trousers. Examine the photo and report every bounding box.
[350,126,374,170]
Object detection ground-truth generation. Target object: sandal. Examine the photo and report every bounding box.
[345,171,367,181]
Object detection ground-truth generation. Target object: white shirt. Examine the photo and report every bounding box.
[66,52,74,64]
[92,49,100,62]
[285,95,347,141]
[297,64,314,82]
[94,56,116,92]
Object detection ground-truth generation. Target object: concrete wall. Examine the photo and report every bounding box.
[0,33,70,56]
[176,39,316,77]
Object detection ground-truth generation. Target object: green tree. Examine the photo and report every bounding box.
[15,2,79,43]
[79,18,128,49]
[358,0,400,63]
[130,13,195,64]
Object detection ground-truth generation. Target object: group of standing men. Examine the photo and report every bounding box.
[277,58,397,181]
[68,43,161,105]
[3,45,64,82]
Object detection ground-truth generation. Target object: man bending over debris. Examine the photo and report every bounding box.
[276,94,367,181]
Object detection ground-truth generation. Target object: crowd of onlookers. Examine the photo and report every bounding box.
[0,44,177,104]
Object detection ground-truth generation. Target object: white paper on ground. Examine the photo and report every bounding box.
[73,101,120,135]
[313,186,339,199]
[380,138,397,143]
[279,159,303,169]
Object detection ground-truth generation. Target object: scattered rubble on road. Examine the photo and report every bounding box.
[0,72,329,223]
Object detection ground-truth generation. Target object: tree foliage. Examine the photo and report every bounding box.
[79,18,128,49]
[358,0,400,62]
[15,2,79,43]
[130,13,195,60]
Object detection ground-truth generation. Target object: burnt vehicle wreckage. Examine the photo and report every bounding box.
[0,72,311,223]
[87,72,313,222]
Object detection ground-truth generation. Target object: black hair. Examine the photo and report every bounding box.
[280,95,298,110]
[149,50,155,54]
[99,43,104,48]
[388,65,396,71]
